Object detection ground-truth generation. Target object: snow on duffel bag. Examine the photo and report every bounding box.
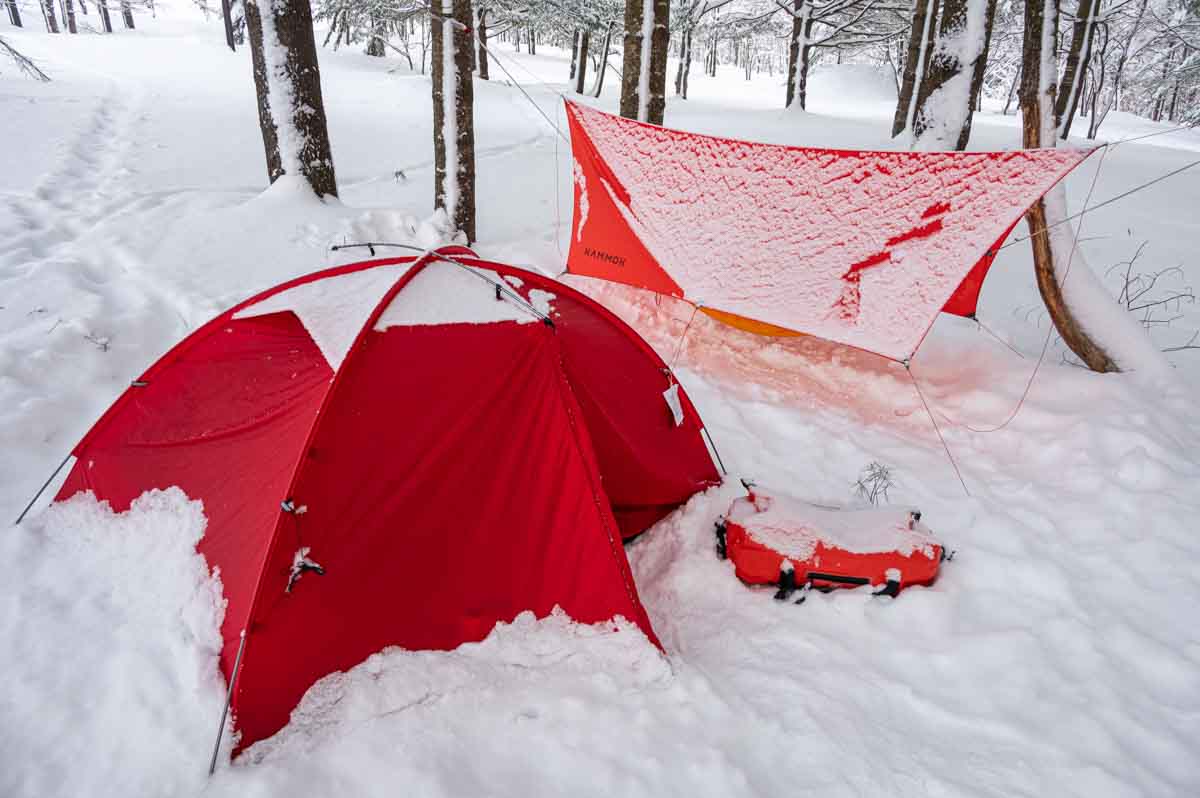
[715,484,946,601]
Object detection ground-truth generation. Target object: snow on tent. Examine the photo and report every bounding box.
[53,247,721,752]
[564,100,1096,362]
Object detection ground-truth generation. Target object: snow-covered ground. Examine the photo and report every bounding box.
[3,7,1199,796]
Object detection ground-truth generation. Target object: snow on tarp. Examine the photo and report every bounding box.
[564,100,1096,362]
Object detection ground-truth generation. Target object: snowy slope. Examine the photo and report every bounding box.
[2,6,1199,797]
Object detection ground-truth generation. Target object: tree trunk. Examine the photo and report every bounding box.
[64,0,77,32]
[43,0,60,32]
[244,0,338,197]
[681,29,692,98]
[674,31,684,95]
[120,0,132,27]
[1055,0,1096,139]
[785,0,813,109]
[476,8,488,80]
[527,26,535,55]
[593,21,613,97]
[645,0,668,122]
[893,0,937,137]
[221,0,236,50]
[575,29,590,94]
[431,0,476,241]
[1021,0,1118,372]
[619,0,644,119]
[97,0,111,32]
[911,0,995,149]
[366,14,385,56]
[959,0,999,148]
[7,0,22,27]
[1090,0,1146,138]
[1003,67,1020,114]
[570,30,580,80]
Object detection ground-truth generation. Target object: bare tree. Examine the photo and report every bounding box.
[43,0,61,33]
[245,0,339,197]
[222,0,238,50]
[893,0,935,135]
[1,36,51,80]
[97,0,113,32]
[121,0,133,28]
[1056,0,1100,138]
[1016,0,1167,374]
[431,0,476,240]
[477,4,490,79]
[5,0,22,27]
[593,19,615,96]
[576,28,591,92]
[902,0,999,148]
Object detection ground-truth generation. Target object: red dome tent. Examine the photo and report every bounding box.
[55,247,720,751]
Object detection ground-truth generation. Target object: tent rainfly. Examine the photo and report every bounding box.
[55,248,720,752]
[564,100,1096,362]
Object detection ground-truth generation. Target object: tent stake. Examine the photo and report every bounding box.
[13,451,72,525]
[208,628,248,777]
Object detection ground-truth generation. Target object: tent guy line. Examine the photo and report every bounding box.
[917,143,1113,441]
[996,155,1200,253]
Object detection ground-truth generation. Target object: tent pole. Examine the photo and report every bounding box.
[905,364,971,498]
[13,451,72,525]
[208,628,248,776]
[702,427,728,477]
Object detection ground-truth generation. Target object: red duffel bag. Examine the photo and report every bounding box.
[716,484,946,600]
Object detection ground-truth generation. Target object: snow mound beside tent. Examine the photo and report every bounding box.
[0,489,226,798]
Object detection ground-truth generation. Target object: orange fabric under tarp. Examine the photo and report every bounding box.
[564,101,1095,360]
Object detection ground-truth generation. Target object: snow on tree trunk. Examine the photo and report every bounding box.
[120,0,133,28]
[476,8,489,81]
[960,0,997,146]
[97,0,111,33]
[6,0,21,27]
[620,0,668,123]
[42,0,60,33]
[64,0,77,33]
[911,0,993,150]
[431,0,476,241]
[637,0,653,120]
[785,0,813,110]
[893,0,937,137]
[1020,0,1169,378]
[245,0,339,197]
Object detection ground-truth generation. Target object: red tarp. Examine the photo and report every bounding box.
[56,248,719,751]
[564,100,1095,361]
